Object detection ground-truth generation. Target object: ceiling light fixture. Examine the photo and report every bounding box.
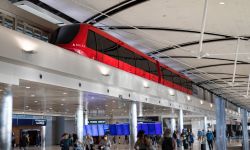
[61,104,64,106]
[34,101,38,103]
[219,2,225,5]
[25,86,31,89]
[210,103,213,108]
[13,1,69,25]
[63,92,67,95]
[49,108,53,110]
[169,89,175,96]
[187,95,191,101]
[30,94,35,97]
[200,100,203,105]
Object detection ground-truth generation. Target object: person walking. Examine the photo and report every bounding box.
[60,133,70,150]
[206,130,214,150]
[99,135,111,150]
[86,134,94,150]
[134,130,151,150]
[161,128,176,150]
[72,134,84,150]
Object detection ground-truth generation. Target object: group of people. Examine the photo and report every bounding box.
[60,133,111,150]
[134,128,215,150]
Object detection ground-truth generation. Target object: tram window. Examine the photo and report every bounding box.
[55,24,80,44]
[173,76,181,85]
[86,30,97,50]
[118,46,136,67]
[180,78,187,88]
[161,67,173,82]
[135,56,150,72]
[95,33,119,60]
[148,61,158,76]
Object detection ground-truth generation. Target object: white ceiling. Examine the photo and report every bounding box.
[8,0,250,109]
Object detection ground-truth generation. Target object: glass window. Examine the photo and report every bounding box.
[86,30,97,50]
[148,61,158,76]
[118,46,136,67]
[173,75,181,85]
[55,24,80,44]
[3,17,14,29]
[41,34,49,42]
[16,22,24,33]
[161,67,173,82]
[33,29,42,39]
[95,33,119,60]
[24,26,33,36]
[135,56,150,72]
[0,16,3,25]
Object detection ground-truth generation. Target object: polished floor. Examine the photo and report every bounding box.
[14,141,242,150]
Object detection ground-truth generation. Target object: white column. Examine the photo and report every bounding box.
[138,102,143,117]
[204,116,207,131]
[130,102,137,147]
[215,97,226,150]
[76,92,84,142]
[241,109,249,150]
[170,118,176,134]
[179,109,184,132]
[84,101,88,125]
[0,87,13,150]
[41,126,46,150]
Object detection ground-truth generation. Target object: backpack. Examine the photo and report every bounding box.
[207,132,213,141]
[162,137,173,150]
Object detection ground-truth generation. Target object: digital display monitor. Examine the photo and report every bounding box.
[98,124,105,136]
[103,124,110,135]
[123,124,130,135]
[141,124,149,135]
[116,124,123,135]
[91,125,98,136]
[148,123,155,135]
[137,123,142,132]
[109,124,117,135]
[85,125,92,136]
[83,126,87,136]
[155,123,162,135]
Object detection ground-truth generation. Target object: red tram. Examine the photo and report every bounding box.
[50,24,192,94]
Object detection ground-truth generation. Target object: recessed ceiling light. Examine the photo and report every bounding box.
[96,107,99,110]
[219,2,225,5]
[34,101,38,103]
[61,104,64,106]
[63,92,67,95]
[105,104,108,107]
[26,86,31,89]
[49,107,53,110]
[112,100,115,103]
[61,98,65,101]
[31,94,35,97]
[0,89,2,92]
[200,100,203,105]
[25,105,29,108]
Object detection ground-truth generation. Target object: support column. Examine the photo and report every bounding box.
[204,116,207,131]
[179,109,184,132]
[0,87,13,150]
[130,102,137,147]
[138,102,143,117]
[215,97,226,150]
[76,92,84,143]
[170,118,176,134]
[241,109,249,150]
[41,126,46,150]
[84,101,88,125]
